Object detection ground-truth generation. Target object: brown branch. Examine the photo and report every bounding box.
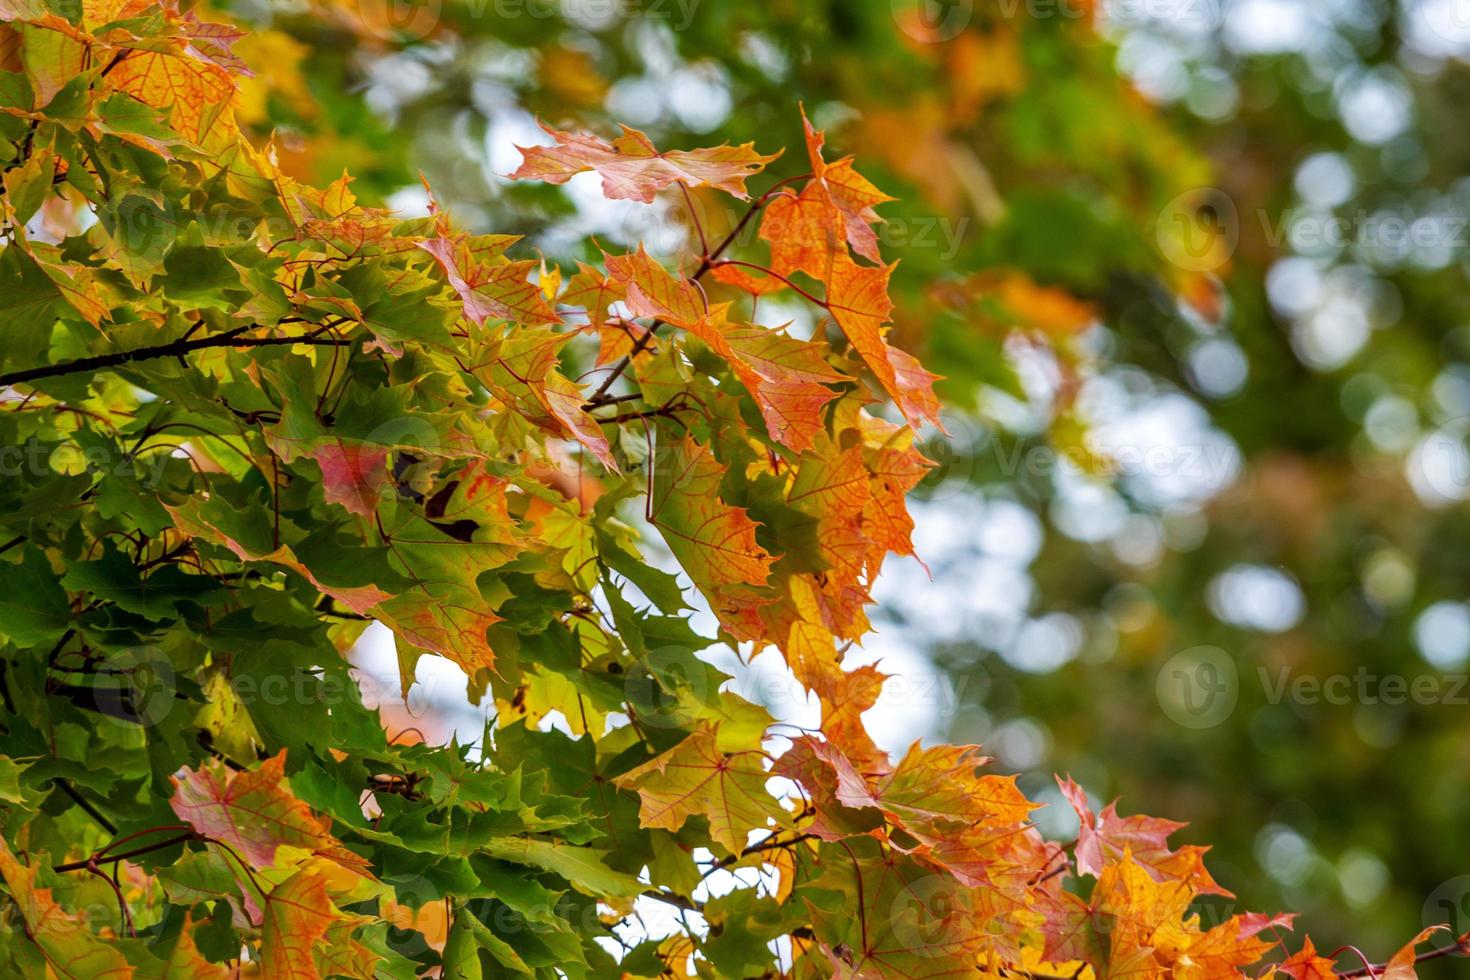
[1336,935,1470,978]
[52,830,196,873]
[0,330,352,388]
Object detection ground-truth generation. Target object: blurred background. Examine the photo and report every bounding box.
[217,0,1470,967]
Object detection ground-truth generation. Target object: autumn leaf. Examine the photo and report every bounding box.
[165,497,393,616]
[875,743,1035,843]
[14,16,87,109]
[0,839,135,979]
[419,231,561,326]
[604,245,709,327]
[615,723,784,852]
[1057,776,1229,896]
[170,751,362,872]
[312,442,390,517]
[650,435,775,591]
[135,916,232,980]
[511,121,780,203]
[1382,926,1448,980]
[684,313,847,452]
[824,251,942,429]
[259,871,340,980]
[1276,936,1341,980]
[109,35,239,148]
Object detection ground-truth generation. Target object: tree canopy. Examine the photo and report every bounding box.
[2,0,1469,978]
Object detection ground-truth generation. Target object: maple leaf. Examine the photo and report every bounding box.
[875,743,1035,844]
[170,751,364,872]
[369,464,522,678]
[604,246,709,327]
[109,34,240,148]
[511,121,780,203]
[259,871,340,980]
[775,735,881,841]
[0,839,135,979]
[709,260,788,295]
[1276,937,1340,980]
[1057,776,1230,897]
[165,498,393,616]
[824,251,942,429]
[807,837,991,979]
[798,109,894,263]
[788,440,875,580]
[650,435,775,591]
[759,108,893,278]
[14,17,87,109]
[463,324,614,468]
[135,915,232,979]
[760,183,839,281]
[375,589,503,680]
[605,248,847,449]
[312,442,390,516]
[684,313,847,452]
[614,723,784,852]
[1382,926,1449,980]
[560,260,631,364]
[419,232,561,326]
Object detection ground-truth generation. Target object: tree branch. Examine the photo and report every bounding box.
[52,830,197,873]
[1336,935,1470,978]
[0,331,353,388]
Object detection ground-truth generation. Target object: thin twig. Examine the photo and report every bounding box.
[51,779,117,835]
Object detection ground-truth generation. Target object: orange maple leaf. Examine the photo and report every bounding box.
[511,121,780,203]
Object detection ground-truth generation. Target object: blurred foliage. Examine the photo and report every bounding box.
[217,0,1470,969]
